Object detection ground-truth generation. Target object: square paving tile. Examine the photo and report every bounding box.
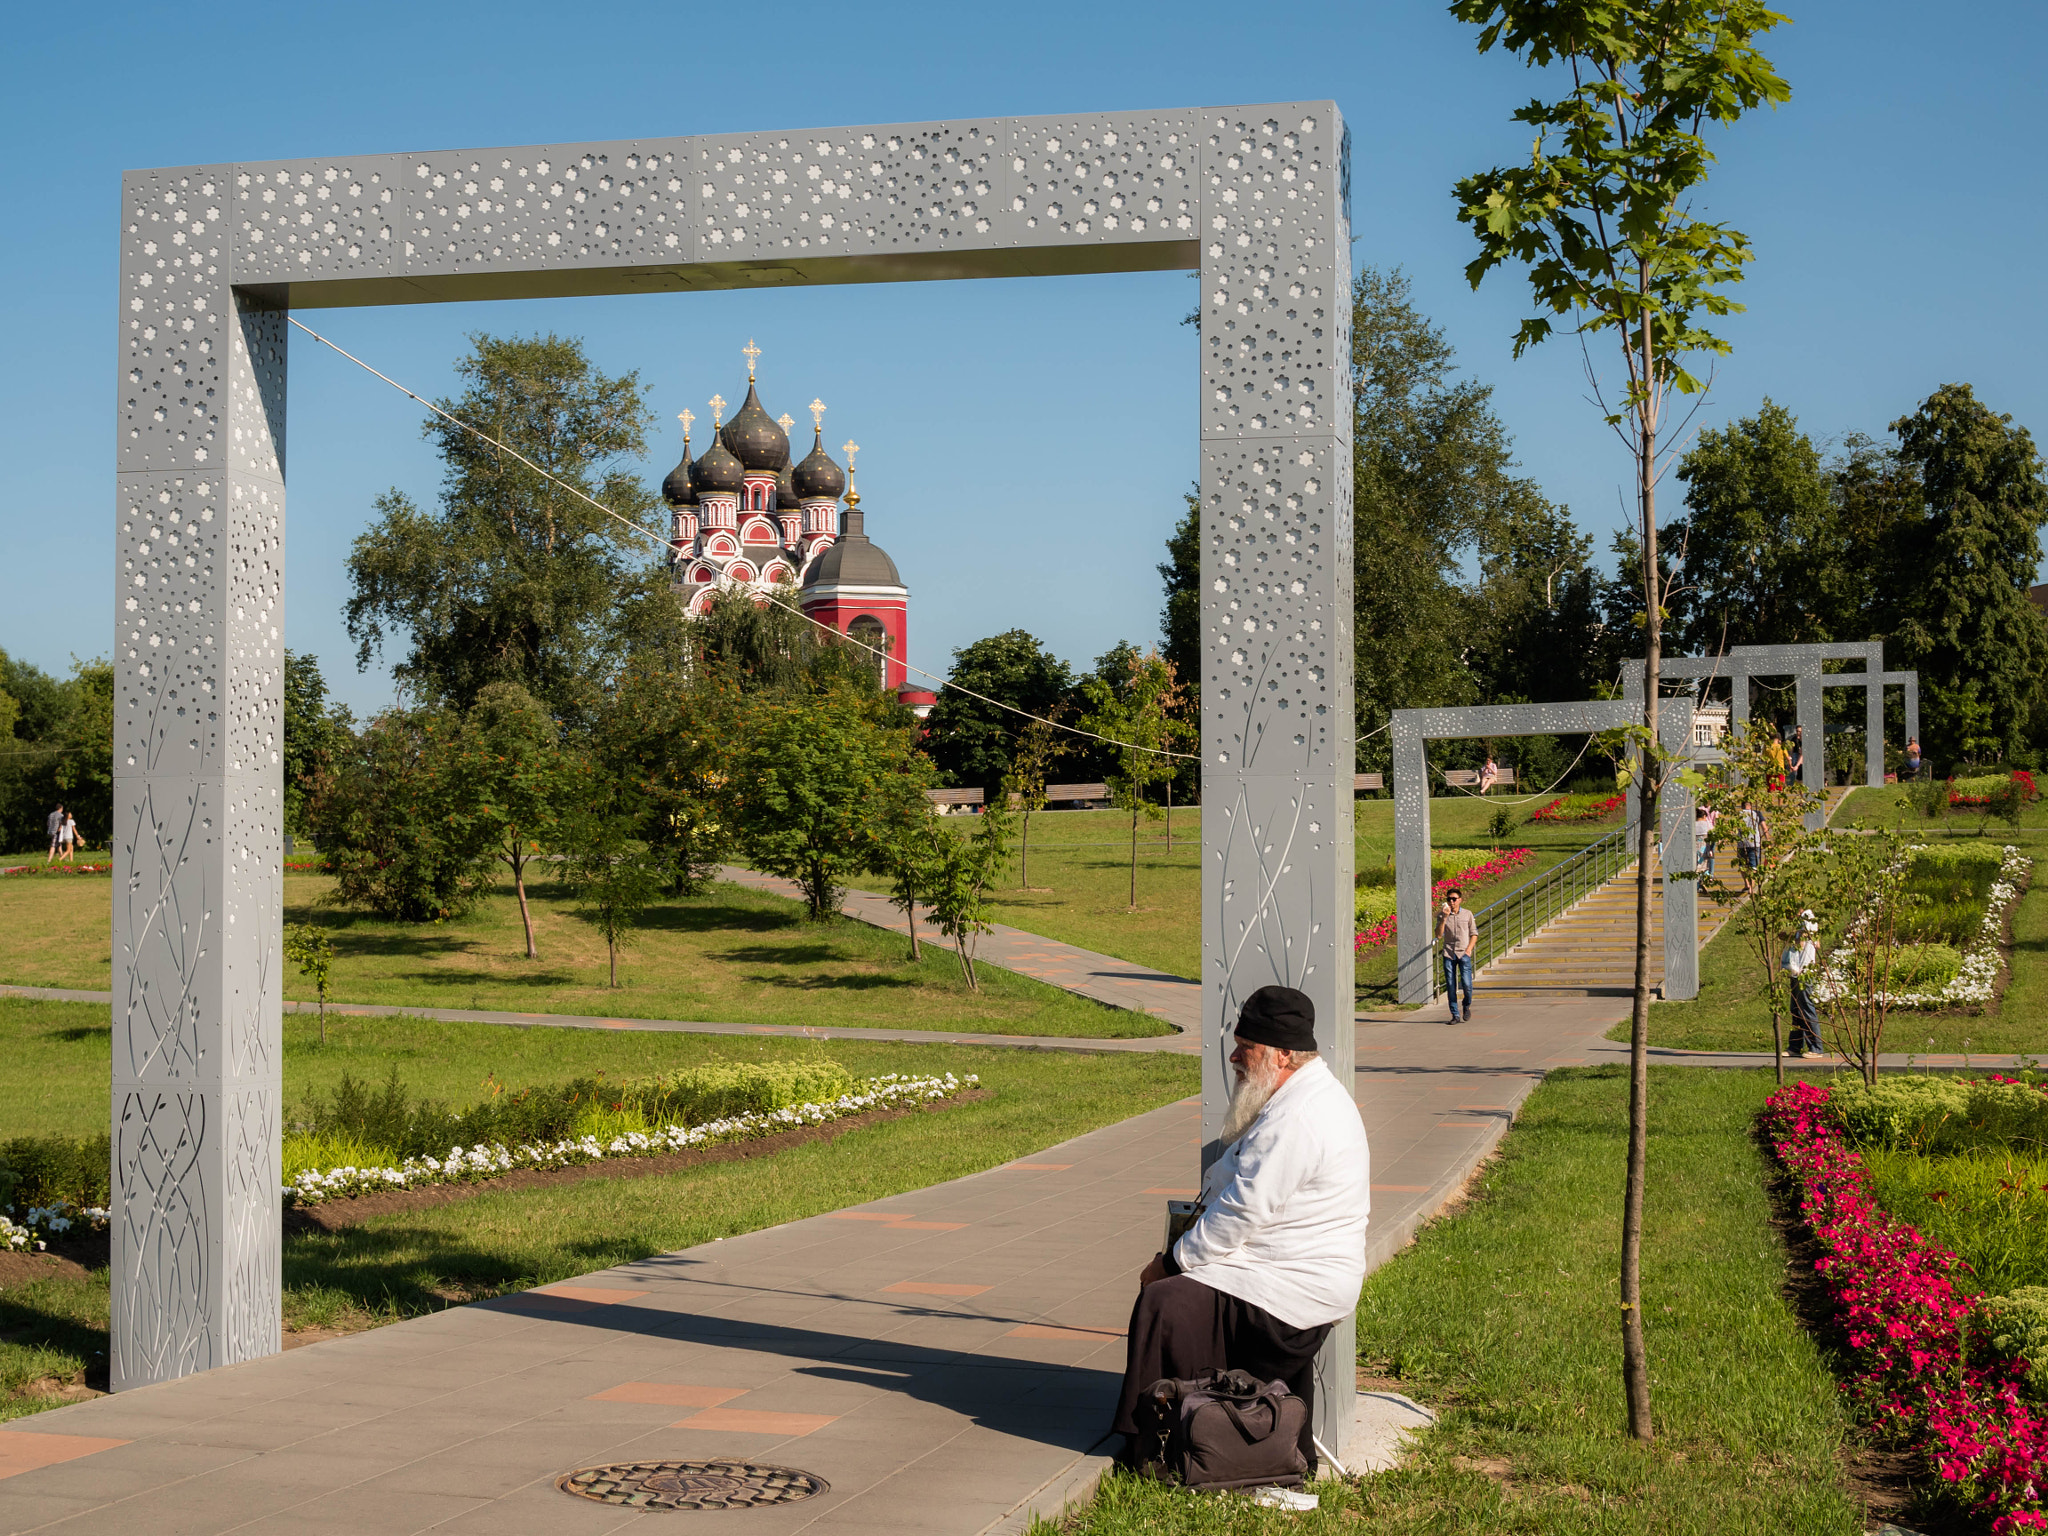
[670,1407,840,1436]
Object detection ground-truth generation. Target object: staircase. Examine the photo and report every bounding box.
[1470,786,1853,997]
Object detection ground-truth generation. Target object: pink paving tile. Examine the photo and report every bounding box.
[1143,1187,1197,1197]
[1436,1120,1492,1129]
[536,1285,653,1305]
[887,1221,967,1231]
[1372,1184,1429,1192]
[826,1212,919,1222]
[1458,1105,1511,1111]
[1005,1163,1073,1171]
[588,1383,746,1407]
[673,1408,839,1436]
[1005,1324,1127,1341]
[881,1281,991,1297]
[0,1430,131,1479]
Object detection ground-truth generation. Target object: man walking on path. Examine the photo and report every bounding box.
[1437,887,1477,1023]
[45,804,65,864]
[1784,912,1825,1058]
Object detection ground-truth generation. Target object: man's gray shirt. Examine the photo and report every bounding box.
[47,810,62,840]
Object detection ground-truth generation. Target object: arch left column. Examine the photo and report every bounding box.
[112,163,287,1389]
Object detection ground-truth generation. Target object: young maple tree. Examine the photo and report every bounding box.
[1452,0,1791,1440]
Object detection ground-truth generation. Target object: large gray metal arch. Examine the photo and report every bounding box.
[112,105,1361,1441]
[1625,645,1920,824]
[1391,698,1696,1006]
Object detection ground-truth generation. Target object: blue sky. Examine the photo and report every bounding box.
[3,0,2042,716]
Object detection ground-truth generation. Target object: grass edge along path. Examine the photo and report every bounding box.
[1044,1067,1866,1536]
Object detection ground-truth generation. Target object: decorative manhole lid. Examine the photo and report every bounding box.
[557,1459,830,1510]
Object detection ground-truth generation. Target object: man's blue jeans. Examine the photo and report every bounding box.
[1442,951,1474,1020]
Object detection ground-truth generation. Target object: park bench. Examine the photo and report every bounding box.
[1353,772,1385,793]
[1044,782,1114,809]
[1442,768,1518,792]
[925,787,984,813]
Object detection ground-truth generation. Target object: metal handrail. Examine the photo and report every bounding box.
[1438,822,1636,994]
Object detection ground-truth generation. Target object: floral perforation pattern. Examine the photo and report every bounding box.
[1005,113,1198,244]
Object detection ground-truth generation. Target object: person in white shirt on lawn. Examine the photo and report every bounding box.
[1784,911,1825,1058]
[1113,986,1370,1473]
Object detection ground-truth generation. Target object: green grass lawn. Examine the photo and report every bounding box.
[988,800,1614,996]
[0,1001,1199,1419]
[1053,1067,1867,1536]
[0,869,1167,1039]
[1615,830,2048,1056]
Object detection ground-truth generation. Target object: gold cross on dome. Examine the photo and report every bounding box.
[810,398,827,430]
[778,413,795,433]
[842,439,859,471]
[742,338,761,379]
[709,394,726,427]
[678,408,694,439]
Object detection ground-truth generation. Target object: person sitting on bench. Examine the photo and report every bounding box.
[1112,985,1371,1471]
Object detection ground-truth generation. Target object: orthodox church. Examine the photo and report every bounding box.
[661,342,934,713]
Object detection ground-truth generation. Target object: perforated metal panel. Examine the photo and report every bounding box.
[114,106,1357,1445]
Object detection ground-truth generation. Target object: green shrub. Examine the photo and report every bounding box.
[1355,886,1396,927]
[1834,1074,2048,1155]
[289,1059,859,1163]
[1863,1146,2048,1295]
[621,1060,855,1125]
[281,1131,397,1181]
[0,1134,111,1209]
[1979,1287,2048,1400]
[1886,942,1964,991]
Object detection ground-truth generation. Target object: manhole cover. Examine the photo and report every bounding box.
[557,1459,829,1510]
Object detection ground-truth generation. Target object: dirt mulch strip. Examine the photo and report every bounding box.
[285,1089,988,1234]
[0,1249,97,1289]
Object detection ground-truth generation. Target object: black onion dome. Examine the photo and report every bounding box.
[790,430,846,500]
[693,436,745,494]
[775,462,800,512]
[661,449,698,506]
[720,383,789,472]
[802,526,902,589]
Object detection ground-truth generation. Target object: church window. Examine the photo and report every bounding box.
[848,615,889,686]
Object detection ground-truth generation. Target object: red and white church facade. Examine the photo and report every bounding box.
[661,347,935,714]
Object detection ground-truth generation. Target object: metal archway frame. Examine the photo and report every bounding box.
[1390,698,1695,1005]
[111,106,1359,1440]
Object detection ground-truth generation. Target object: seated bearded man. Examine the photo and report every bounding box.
[1111,985,1371,1469]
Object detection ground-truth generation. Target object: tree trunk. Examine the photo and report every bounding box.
[1166,779,1174,850]
[608,932,618,988]
[906,899,921,961]
[957,935,979,991]
[1020,812,1031,888]
[1129,801,1140,909]
[1620,314,1658,1444]
[510,845,537,959]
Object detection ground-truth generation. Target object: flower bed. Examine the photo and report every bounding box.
[1812,845,2031,1010]
[1951,770,2040,809]
[284,1072,976,1206]
[0,1201,109,1253]
[1530,791,1625,823]
[1353,847,1533,953]
[1762,1081,2048,1533]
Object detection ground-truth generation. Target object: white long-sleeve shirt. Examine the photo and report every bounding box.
[1172,1056,1371,1329]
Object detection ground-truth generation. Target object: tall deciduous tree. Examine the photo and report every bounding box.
[1672,399,1836,651]
[450,682,579,960]
[1454,0,1791,1440]
[283,650,354,841]
[345,333,661,724]
[730,683,931,921]
[1882,384,2048,767]
[1077,650,1192,909]
[919,631,1075,794]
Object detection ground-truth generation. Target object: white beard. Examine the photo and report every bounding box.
[1221,1053,1286,1145]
